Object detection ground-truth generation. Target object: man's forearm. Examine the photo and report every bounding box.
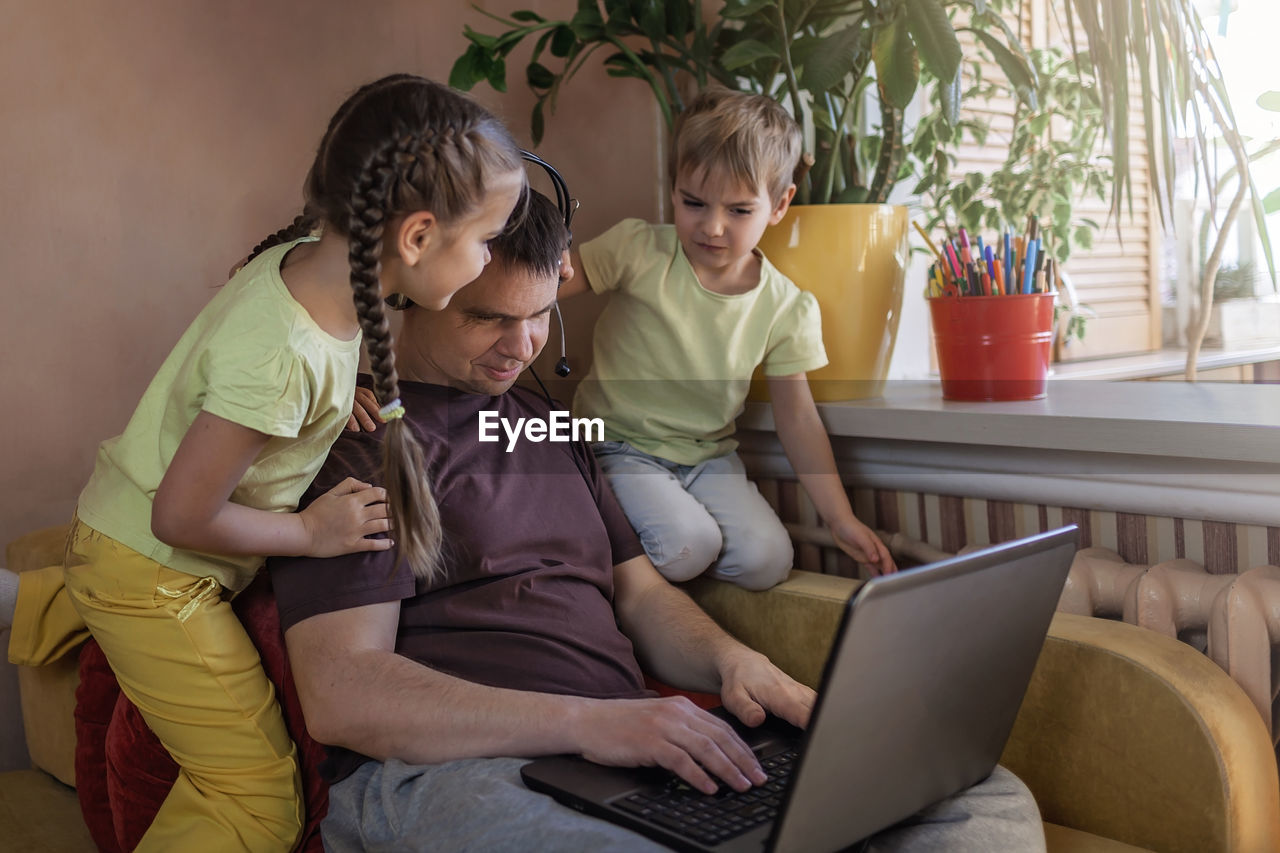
[612,556,763,693]
[285,609,591,765]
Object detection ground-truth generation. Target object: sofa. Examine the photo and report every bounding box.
[4,524,1279,852]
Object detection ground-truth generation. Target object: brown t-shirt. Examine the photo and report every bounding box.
[269,380,650,778]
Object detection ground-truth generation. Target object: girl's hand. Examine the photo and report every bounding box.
[830,516,897,576]
[346,386,381,432]
[299,477,392,557]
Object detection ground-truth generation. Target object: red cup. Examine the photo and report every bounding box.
[928,292,1055,401]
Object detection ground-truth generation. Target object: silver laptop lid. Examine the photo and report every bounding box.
[769,526,1078,853]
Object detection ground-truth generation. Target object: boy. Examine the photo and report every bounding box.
[559,88,895,589]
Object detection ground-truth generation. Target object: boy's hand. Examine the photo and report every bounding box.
[831,516,897,576]
[558,248,574,285]
[298,477,392,557]
[346,386,380,432]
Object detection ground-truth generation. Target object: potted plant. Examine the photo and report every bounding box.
[451,0,1038,399]
[452,0,1269,387]
[914,44,1109,356]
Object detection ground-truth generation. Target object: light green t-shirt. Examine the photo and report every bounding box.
[572,219,827,466]
[76,237,362,592]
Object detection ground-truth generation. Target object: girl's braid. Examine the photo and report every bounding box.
[244,210,319,266]
[346,133,400,404]
[345,128,444,583]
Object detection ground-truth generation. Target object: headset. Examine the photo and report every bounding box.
[521,150,579,378]
[384,152,579,388]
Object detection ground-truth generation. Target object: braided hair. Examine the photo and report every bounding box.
[249,75,525,583]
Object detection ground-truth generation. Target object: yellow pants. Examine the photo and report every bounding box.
[9,519,303,853]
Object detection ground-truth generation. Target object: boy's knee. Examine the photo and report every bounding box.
[723,559,792,591]
[714,528,794,590]
[647,519,723,583]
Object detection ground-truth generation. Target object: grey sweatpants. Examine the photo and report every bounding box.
[323,758,1046,852]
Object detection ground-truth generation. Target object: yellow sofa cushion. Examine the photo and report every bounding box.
[7,524,79,787]
[1044,822,1153,853]
[0,768,95,851]
[1002,612,1280,853]
[684,574,1280,853]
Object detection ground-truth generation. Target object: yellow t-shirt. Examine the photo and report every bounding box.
[572,219,827,466]
[76,237,362,592]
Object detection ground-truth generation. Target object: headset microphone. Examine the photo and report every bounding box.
[552,305,571,377]
[522,150,578,380]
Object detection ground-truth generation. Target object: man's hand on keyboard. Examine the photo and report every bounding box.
[574,694,768,795]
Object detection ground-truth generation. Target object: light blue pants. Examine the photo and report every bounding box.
[593,442,793,590]
[323,758,1045,852]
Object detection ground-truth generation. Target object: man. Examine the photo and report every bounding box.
[269,192,1045,852]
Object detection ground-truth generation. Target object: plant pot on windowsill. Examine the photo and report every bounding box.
[749,204,909,402]
[1203,295,1280,349]
[928,291,1055,401]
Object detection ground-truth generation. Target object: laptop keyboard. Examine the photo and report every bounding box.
[610,747,798,847]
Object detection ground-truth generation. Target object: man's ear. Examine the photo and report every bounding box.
[769,184,797,226]
[396,210,439,266]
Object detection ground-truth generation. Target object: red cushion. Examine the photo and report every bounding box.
[642,675,721,710]
[74,573,328,852]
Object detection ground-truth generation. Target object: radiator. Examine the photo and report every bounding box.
[787,522,1280,745]
[1056,548,1280,744]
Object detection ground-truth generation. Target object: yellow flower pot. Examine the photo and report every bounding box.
[752,204,908,401]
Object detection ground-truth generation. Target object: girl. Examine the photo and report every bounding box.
[4,74,526,851]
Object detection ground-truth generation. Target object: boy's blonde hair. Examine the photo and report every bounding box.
[670,88,803,204]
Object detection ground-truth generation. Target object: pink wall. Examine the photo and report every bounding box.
[0,0,661,770]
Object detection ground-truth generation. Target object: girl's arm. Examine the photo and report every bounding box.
[766,374,897,575]
[152,410,391,558]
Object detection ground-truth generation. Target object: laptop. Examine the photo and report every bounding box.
[521,525,1079,853]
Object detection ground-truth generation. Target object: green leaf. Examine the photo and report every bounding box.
[969,29,1038,111]
[1258,91,1280,113]
[486,55,508,93]
[720,39,779,71]
[531,99,546,146]
[635,0,666,41]
[797,25,862,93]
[570,5,605,40]
[462,25,500,50]
[550,25,577,57]
[604,0,634,37]
[1263,186,1280,215]
[666,1,691,39]
[603,54,649,80]
[937,69,961,126]
[835,185,869,204]
[914,123,936,156]
[449,44,489,91]
[530,30,553,64]
[872,17,919,110]
[511,10,544,22]
[903,0,961,85]
[720,0,776,20]
[1073,225,1094,251]
[526,62,556,90]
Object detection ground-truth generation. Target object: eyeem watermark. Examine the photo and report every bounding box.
[478,410,604,452]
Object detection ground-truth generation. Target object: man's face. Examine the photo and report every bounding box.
[399,259,558,396]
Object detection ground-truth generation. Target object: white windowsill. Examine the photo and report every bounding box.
[735,381,1280,525]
